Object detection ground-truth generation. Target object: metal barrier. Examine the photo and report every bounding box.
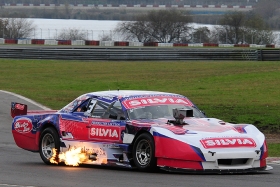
[258,49,280,61]
[0,47,278,61]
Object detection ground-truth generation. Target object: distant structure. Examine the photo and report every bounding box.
[0,0,259,6]
[1,3,255,10]
[0,0,259,15]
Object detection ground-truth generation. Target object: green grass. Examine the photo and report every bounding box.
[1,59,279,129]
[267,143,280,157]
[1,58,280,155]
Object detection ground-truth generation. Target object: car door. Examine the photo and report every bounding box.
[85,99,125,143]
[60,98,100,141]
[59,113,90,141]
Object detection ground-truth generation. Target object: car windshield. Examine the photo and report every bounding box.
[127,104,205,120]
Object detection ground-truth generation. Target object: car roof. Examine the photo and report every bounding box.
[86,90,182,97]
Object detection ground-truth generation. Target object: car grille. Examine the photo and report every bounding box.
[218,158,249,166]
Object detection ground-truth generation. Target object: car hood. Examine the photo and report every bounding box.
[129,117,245,135]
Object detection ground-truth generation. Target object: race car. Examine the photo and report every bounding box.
[11,90,272,173]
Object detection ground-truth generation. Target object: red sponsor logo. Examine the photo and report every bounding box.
[14,118,33,133]
[89,125,120,141]
[123,96,192,109]
[15,104,25,110]
[200,137,256,149]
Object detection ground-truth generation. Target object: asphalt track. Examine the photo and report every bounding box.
[0,90,280,187]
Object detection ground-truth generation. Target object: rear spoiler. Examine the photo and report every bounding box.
[11,102,27,118]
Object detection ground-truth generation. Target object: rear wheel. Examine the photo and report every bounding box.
[39,127,60,164]
[133,133,157,172]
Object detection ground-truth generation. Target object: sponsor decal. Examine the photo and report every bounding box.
[200,137,256,149]
[14,117,33,133]
[15,103,26,110]
[89,125,120,141]
[123,96,192,109]
[90,121,120,126]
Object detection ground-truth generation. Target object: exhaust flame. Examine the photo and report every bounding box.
[50,147,107,166]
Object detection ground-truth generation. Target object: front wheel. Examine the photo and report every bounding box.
[39,127,60,164]
[133,133,157,172]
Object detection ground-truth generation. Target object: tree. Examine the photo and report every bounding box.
[243,12,274,44]
[115,19,153,42]
[115,9,193,43]
[218,11,245,44]
[0,18,36,39]
[214,11,274,44]
[57,28,86,40]
[192,27,211,43]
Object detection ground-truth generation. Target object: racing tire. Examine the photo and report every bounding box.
[39,127,60,165]
[133,133,157,172]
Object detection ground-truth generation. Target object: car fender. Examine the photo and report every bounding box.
[35,114,61,146]
[150,126,205,161]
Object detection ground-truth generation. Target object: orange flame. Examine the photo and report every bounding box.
[50,148,58,164]
[50,147,107,166]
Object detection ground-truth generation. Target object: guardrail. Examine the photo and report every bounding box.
[0,47,270,61]
[258,49,280,61]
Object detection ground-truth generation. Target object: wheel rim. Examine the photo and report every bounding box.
[135,139,151,166]
[41,133,55,159]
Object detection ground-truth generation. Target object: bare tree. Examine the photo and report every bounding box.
[1,18,36,39]
[0,19,8,38]
[218,11,245,44]
[115,9,193,43]
[214,11,274,44]
[115,18,153,42]
[192,27,211,43]
[57,28,86,40]
[243,12,274,44]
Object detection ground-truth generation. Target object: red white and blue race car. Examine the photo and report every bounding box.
[11,90,272,173]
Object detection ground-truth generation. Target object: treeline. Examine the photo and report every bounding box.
[115,9,274,44]
[0,0,258,6]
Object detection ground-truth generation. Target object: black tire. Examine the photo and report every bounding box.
[39,127,60,165]
[133,133,157,172]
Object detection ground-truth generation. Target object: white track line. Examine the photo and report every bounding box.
[0,90,51,110]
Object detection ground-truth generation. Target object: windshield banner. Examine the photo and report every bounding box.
[122,96,193,109]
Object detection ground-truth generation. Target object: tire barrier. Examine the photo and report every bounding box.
[85,40,100,46]
[144,42,158,47]
[1,39,279,49]
[203,43,219,47]
[173,43,188,47]
[114,41,129,46]
[57,40,71,45]
[1,47,277,61]
[44,40,58,45]
[31,39,45,45]
[4,39,18,44]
